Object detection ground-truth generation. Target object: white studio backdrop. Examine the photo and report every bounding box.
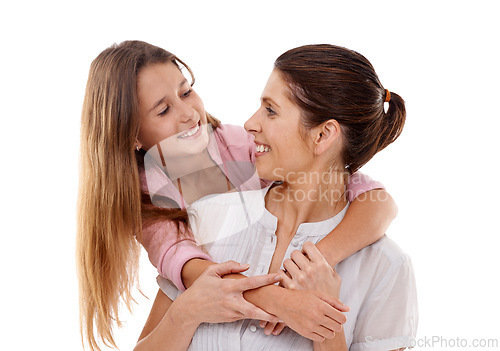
[1,0,499,350]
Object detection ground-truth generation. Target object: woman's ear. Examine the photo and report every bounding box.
[313,119,341,155]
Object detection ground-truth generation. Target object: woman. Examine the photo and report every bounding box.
[77,41,397,350]
[135,44,417,351]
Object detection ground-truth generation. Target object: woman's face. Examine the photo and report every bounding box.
[137,62,209,156]
[244,70,315,182]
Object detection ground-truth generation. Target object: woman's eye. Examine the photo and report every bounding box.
[158,107,169,116]
[182,89,192,97]
[265,107,276,116]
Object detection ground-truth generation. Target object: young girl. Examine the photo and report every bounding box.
[77,41,397,350]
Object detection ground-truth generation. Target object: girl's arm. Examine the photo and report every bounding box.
[135,289,196,351]
[135,261,346,349]
[316,172,397,266]
[316,188,397,266]
[135,261,282,351]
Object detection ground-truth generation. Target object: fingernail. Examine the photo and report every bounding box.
[240,263,250,268]
[274,274,281,281]
[260,321,266,328]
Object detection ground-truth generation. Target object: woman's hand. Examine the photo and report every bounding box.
[280,241,343,297]
[179,260,282,326]
[260,241,349,338]
[271,288,349,342]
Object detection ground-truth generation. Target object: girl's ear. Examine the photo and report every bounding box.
[135,139,143,151]
[313,119,341,155]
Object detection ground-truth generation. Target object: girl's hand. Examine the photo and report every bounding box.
[280,241,343,297]
[179,260,282,326]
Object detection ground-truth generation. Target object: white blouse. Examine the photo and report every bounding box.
[158,187,418,351]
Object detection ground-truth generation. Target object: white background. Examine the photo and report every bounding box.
[1,0,499,350]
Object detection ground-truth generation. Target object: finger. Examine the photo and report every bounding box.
[301,241,325,263]
[277,269,293,289]
[207,260,250,277]
[238,300,280,323]
[236,273,281,292]
[283,258,302,279]
[321,303,348,328]
[321,314,344,334]
[264,321,277,335]
[309,332,325,343]
[290,249,311,270]
[272,322,286,336]
[318,292,350,314]
[314,324,336,340]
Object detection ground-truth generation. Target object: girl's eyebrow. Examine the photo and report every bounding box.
[149,79,189,112]
[150,97,165,113]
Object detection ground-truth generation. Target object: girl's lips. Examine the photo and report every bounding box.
[177,121,201,140]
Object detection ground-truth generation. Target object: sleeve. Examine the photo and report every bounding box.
[350,255,419,351]
[141,220,213,291]
[346,172,385,203]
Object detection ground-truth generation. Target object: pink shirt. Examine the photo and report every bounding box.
[140,124,384,291]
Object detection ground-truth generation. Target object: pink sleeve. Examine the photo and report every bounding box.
[346,172,385,203]
[141,221,213,291]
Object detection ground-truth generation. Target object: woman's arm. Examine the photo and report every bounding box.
[279,242,349,351]
[181,258,348,342]
[316,188,398,266]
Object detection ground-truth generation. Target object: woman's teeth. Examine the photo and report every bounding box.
[256,144,271,153]
[178,123,200,139]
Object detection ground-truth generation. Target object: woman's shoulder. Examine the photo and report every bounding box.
[341,235,412,273]
[369,235,411,266]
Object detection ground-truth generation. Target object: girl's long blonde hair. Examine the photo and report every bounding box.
[77,41,219,350]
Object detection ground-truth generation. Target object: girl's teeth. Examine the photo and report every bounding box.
[178,124,200,139]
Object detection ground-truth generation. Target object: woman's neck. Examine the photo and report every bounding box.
[265,169,348,238]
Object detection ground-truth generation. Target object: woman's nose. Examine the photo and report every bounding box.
[244,109,261,133]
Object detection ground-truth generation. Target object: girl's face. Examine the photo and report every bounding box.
[137,62,209,156]
[244,70,315,182]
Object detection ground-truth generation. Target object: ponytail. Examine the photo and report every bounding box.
[378,91,406,154]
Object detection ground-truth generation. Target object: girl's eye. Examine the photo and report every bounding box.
[158,106,169,116]
[265,107,276,116]
[182,89,192,97]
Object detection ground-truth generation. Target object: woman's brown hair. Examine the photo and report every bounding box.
[274,44,405,174]
[77,40,219,350]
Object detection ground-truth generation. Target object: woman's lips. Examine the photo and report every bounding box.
[254,141,271,156]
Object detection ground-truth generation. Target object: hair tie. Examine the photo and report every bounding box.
[384,89,391,103]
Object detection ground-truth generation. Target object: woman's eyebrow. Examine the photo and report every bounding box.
[262,97,280,109]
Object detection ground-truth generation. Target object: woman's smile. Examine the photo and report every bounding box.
[254,141,272,156]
